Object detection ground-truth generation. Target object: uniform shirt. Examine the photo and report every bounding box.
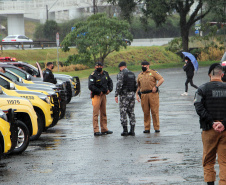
[115,68,137,97]
[43,68,57,84]
[88,70,113,95]
[137,69,163,92]
[194,80,226,130]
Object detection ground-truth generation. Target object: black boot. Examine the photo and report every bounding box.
[121,126,128,136]
[128,125,135,136]
[207,182,214,185]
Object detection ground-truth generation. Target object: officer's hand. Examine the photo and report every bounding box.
[213,122,225,133]
[115,97,118,103]
[152,86,157,93]
[216,123,225,133]
[136,94,140,102]
[106,90,110,95]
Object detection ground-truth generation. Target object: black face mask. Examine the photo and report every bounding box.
[142,67,147,72]
[51,66,54,70]
[96,68,102,72]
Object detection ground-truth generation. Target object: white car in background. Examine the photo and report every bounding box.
[2,35,33,48]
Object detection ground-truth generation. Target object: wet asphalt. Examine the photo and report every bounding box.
[0,66,218,185]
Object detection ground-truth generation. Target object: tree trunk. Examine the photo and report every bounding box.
[181,28,189,52]
[180,12,189,52]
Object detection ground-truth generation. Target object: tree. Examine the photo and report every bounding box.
[61,13,133,64]
[43,20,59,41]
[107,0,137,23]
[108,0,225,51]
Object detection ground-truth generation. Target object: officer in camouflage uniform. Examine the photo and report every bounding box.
[115,62,137,136]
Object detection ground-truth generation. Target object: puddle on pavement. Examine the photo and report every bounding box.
[145,141,160,144]
[0,163,6,168]
[147,156,168,163]
[36,143,57,150]
[137,153,184,164]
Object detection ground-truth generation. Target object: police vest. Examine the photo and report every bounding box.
[122,71,136,92]
[204,82,226,120]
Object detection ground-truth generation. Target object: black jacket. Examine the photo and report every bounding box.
[183,61,194,78]
[194,81,226,131]
[88,70,113,95]
[43,68,57,84]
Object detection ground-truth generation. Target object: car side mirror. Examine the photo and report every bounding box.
[26,74,31,81]
[10,83,15,90]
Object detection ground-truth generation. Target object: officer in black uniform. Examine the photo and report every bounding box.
[194,63,226,185]
[88,62,113,136]
[43,62,57,84]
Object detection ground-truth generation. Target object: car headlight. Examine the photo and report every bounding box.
[0,109,8,122]
[39,95,51,104]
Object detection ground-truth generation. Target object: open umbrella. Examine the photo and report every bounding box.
[182,52,198,71]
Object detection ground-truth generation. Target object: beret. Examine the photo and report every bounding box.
[95,62,103,66]
[208,63,221,75]
[141,61,150,65]
[118,61,127,67]
[47,62,53,66]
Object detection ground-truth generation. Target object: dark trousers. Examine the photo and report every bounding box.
[185,77,198,92]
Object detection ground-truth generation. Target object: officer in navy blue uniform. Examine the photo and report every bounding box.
[43,62,57,84]
[88,62,113,136]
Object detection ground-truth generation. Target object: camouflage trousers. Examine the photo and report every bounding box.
[119,92,136,126]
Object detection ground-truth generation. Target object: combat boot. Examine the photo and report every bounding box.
[207,182,214,185]
[128,125,135,136]
[121,126,128,136]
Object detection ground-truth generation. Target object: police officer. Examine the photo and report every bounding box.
[115,61,137,136]
[136,61,164,133]
[43,62,57,84]
[194,63,226,185]
[88,62,113,136]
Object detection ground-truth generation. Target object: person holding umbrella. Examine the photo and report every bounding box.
[181,52,198,96]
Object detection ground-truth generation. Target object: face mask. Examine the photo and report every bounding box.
[142,67,147,72]
[51,66,54,70]
[96,68,102,72]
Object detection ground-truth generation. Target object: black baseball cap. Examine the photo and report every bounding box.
[118,61,127,67]
[141,61,150,65]
[95,62,103,66]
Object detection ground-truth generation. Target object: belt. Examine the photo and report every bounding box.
[141,90,152,94]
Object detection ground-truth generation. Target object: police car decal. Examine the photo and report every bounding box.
[7,100,20,104]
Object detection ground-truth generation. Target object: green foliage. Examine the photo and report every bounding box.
[43,20,59,41]
[61,13,133,65]
[166,38,182,53]
[34,24,45,40]
[65,53,92,67]
[107,0,137,23]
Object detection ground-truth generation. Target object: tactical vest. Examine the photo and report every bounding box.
[122,71,136,92]
[204,82,226,120]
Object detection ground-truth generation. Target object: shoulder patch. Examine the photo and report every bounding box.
[46,71,49,74]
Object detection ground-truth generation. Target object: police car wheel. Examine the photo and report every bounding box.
[0,144,2,158]
[30,112,44,141]
[12,120,30,155]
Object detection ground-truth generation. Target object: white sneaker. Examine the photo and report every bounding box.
[181,92,188,96]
